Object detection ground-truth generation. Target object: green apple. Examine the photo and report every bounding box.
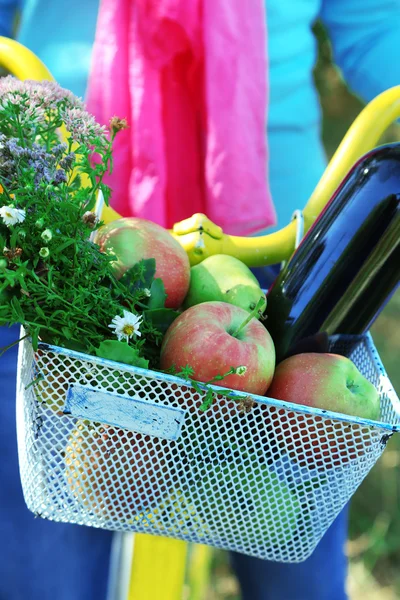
[185,458,301,548]
[267,352,380,420]
[183,254,266,314]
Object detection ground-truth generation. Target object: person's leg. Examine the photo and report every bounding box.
[0,325,114,600]
[230,506,348,600]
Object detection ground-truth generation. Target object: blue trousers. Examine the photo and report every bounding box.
[230,509,348,600]
[0,325,113,600]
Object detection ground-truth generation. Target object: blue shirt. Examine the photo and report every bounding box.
[266,0,400,229]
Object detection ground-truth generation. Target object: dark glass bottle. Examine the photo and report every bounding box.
[265,143,400,363]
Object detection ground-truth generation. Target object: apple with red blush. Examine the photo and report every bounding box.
[266,352,380,468]
[95,217,190,309]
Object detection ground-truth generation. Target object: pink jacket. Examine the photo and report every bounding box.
[86,0,276,235]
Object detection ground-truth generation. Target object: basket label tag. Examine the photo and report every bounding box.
[64,384,185,440]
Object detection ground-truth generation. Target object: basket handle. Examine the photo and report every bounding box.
[64,383,186,440]
[0,36,53,81]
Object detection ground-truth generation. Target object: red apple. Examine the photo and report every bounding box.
[95,217,190,309]
[160,301,276,397]
[266,352,380,468]
[65,423,176,519]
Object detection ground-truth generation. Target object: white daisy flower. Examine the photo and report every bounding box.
[108,310,142,342]
[0,205,26,226]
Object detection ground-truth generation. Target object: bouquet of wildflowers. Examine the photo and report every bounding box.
[0,76,167,369]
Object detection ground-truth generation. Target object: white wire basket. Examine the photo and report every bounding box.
[16,331,400,563]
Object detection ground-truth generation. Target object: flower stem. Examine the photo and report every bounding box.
[0,332,29,356]
[205,366,237,385]
[230,296,266,338]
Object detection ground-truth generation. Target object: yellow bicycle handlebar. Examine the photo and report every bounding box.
[172,85,400,266]
[1,36,400,266]
[0,36,53,81]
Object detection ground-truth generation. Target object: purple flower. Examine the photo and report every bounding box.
[54,169,67,184]
[0,77,108,193]
[43,166,54,183]
[6,138,25,157]
[59,152,76,171]
[52,143,68,157]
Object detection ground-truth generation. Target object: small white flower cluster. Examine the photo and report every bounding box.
[0,205,25,226]
[109,310,143,342]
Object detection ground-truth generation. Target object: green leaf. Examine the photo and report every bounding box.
[99,183,111,205]
[61,326,73,340]
[10,229,19,247]
[25,374,44,390]
[147,278,166,309]
[30,327,39,351]
[68,174,81,190]
[144,308,180,334]
[119,258,156,292]
[199,389,215,412]
[10,296,24,321]
[176,364,195,380]
[95,340,149,369]
[85,193,98,211]
[52,239,76,254]
[33,303,46,319]
[191,380,202,394]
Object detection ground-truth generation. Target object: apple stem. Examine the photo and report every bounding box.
[230,296,266,338]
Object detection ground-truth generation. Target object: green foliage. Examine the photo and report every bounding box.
[143,308,180,334]
[119,258,156,294]
[147,278,167,310]
[168,364,248,412]
[0,78,164,365]
[95,340,149,369]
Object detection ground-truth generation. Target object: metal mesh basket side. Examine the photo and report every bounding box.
[16,334,400,562]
